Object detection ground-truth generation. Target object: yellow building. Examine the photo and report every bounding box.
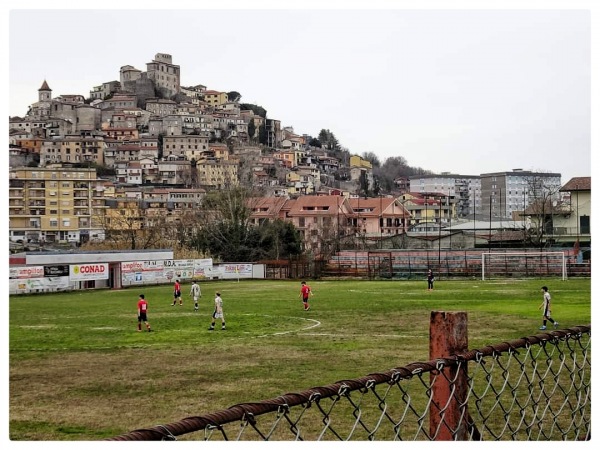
[195,160,239,189]
[349,155,374,189]
[40,136,106,166]
[9,166,105,244]
[401,192,452,231]
[203,90,229,106]
[273,150,303,168]
[349,155,373,169]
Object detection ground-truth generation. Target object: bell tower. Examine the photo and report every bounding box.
[38,79,52,102]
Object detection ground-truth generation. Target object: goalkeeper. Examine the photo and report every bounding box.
[538,286,558,330]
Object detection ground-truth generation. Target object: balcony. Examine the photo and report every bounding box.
[9,180,25,188]
[28,190,46,198]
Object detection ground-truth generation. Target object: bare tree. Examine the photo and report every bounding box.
[91,200,177,250]
[362,151,381,168]
[176,163,195,187]
[524,174,564,249]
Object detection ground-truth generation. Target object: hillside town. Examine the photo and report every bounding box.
[8,52,590,259]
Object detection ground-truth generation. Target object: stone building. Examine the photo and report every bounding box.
[146,53,181,99]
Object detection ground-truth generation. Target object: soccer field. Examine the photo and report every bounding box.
[9,278,591,440]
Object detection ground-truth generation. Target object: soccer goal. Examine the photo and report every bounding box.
[481,252,566,281]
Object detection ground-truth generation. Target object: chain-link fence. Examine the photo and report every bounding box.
[108,323,590,441]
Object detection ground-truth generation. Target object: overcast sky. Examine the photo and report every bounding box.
[4,1,595,185]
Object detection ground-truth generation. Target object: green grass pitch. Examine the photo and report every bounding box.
[9,278,591,440]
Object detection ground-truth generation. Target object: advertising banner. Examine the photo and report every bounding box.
[221,263,253,280]
[69,263,109,281]
[44,265,70,277]
[162,259,195,281]
[193,258,214,279]
[11,277,71,292]
[121,260,163,284]
[10,266,44,279]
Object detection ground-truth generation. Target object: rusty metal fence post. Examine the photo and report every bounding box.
[429,311,469,440]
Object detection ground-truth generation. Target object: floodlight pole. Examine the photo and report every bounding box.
[380,194,383,249]
[425,196,428,241]
[499,187,502,249]
[523,188,527,246]
[425,195,430,268]
[576,184,579,240]
[473,206,476,248]
[438,196,442,269]
[488,195,492,253]
[448,190,452,249]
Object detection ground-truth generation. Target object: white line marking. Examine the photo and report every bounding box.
[242,314,321,338]
[300,333,419,339]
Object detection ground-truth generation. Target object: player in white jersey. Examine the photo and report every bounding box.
[208,292,225,330]
[190,280,201,312]
[538,286,559,330]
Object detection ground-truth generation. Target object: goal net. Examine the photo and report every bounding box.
[481,252,566,280]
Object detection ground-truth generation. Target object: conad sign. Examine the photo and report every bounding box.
[69,263,109,281]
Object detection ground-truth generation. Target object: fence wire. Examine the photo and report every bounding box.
[107,325,590,441]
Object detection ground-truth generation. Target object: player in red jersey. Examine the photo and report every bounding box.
[171,279,182,306]
[137,294,152,332]
[299,281,312,311]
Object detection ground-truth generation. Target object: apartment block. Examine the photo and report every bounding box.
[480,169,562,219]
[409,173,481,218]
[9,166,106,244]
[40,136,106,167]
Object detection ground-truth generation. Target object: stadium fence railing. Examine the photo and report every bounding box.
[314,249,589,280]
[107,314,591,441]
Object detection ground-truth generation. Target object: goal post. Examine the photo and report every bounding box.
[481,252,566,281]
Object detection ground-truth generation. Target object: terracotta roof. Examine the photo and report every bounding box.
[247,197,288,218]
[39,80,51,91]
[286,195,348,216]
[348,197,394,217]
[349,197,410,217]
[561,177,591,191]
